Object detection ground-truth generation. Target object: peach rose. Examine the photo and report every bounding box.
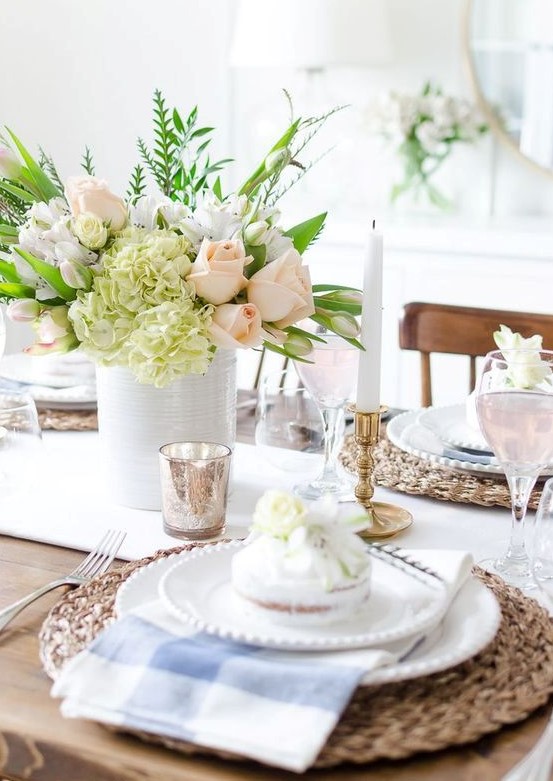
[209,303,264,349]
[64,176,127,230]
[187,238,250,306]
[246,248,314,328]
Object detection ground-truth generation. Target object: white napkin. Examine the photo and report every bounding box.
[52,549,473,773]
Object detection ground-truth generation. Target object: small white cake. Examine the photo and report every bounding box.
[231,491,371,627]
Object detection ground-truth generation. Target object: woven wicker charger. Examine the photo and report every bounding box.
[38,408,97,432]
[39,545,553,770]
[339,433,544,510]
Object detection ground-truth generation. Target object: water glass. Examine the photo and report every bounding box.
[255,370,325,473]
[532,477,553,602]
[159,441,231,541]
[0,390,42,500]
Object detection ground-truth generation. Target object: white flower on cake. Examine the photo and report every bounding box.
[232,490,371,626]
[493,324,552,390]
[251,489,307,539]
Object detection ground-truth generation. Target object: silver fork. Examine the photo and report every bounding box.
[0,529,126,632]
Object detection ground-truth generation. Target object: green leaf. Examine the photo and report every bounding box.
[283,212,326,254]
[6,129,60,200]
[0,281,35,299]
[285,324,326,343]
[244,243,266,278]
[0,258,22,283]
[0,179,37,204]
[238,119,301,197]
[312,283,362,293]
[313,296,361,315]
[190,127,214,139]
[261,339,313,364]
[212,176,223,201]
[14,248,76,301]
[0,223,18,237]
[172,108,184,134]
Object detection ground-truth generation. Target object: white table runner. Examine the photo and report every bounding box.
[1,429,514,563]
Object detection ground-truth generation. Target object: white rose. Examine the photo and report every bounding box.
[73,212,108,250]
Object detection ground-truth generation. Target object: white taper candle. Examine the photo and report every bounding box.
[356,221,383,412]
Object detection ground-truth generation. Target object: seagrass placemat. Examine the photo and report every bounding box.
[38,408,98,431]
[339,433,543,511]
[39,546,553,769]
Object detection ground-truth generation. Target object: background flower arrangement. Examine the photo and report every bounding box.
[0,91,362,387]
[366,81,489,209]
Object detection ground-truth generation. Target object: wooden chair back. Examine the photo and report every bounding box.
[399,302,553,407]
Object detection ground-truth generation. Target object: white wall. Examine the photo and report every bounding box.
[0,0,234,194]
[230,0,553,221]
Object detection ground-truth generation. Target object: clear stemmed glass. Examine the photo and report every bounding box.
[476,348,553,588]
[532,477,553,603]
[255,370,325,474]
[0,390,42,500]
[292,326,358,500]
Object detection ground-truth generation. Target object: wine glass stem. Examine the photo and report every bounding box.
[505,473,537,561]
[319,406,344,482]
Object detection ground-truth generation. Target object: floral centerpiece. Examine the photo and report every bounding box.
[0,90,361,387]
[366,81,488,209]
[0,91,361,509]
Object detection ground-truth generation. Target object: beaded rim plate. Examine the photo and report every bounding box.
[387,410,507,477]
[417,404,491,452]
[115,547,500,684]
[158,541,451,651]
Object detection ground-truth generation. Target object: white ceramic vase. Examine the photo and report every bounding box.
[95,349,236,510]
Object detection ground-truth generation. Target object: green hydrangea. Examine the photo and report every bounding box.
[128,300,213,387]
[68,226,214,386]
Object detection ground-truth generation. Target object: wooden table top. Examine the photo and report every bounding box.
[0,535,551,781]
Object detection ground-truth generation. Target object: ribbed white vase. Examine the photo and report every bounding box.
[95,349,236,510]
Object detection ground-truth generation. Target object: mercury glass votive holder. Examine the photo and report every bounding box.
[159,441,231,540]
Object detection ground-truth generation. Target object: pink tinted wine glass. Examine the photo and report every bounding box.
[476,348,553,589]
[293,327,359,500]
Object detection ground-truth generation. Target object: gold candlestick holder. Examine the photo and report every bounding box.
[352,405,413,538]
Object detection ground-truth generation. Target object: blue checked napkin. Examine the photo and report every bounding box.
[52,550,472,773]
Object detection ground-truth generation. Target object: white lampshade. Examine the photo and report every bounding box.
[230,0,393,69]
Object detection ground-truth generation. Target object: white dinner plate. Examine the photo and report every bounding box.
[387,410,505,477]
[0,353,96,409]
[387,410,553,478]
[115,548,501,686]
[417,404,491,453]
[0,352,95,389]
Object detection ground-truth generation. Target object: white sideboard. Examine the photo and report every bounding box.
[300,215,553,409]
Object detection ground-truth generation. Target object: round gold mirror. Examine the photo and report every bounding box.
[464,0,553,179]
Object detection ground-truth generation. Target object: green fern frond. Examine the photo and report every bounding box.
[126,164,147,204]
[81,146,95,176]
[152,89,178,196]
[137,137,162,187]
[38,148,65,191]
